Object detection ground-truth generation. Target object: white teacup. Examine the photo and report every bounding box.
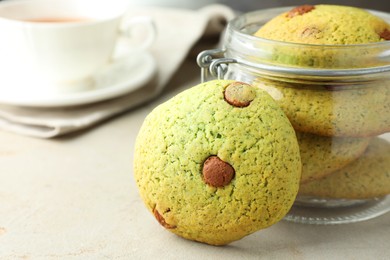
[0,0,156,94]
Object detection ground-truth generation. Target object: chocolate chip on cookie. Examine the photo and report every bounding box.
[287,5,315,18]
[379,28,390,40]
[224,82,256,107]
[202,156,235,187]
[153,208,176,229]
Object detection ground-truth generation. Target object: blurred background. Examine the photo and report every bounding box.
[128,0,390,12]
[0,0,389,12]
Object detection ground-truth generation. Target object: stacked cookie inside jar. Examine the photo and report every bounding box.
[212,4,390,219]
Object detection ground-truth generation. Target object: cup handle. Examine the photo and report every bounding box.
[120,16,157,50]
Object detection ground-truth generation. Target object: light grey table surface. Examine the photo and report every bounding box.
[0,58,389,260]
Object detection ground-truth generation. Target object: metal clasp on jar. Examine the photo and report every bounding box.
[197,48,237,82]
[197,48,390,83]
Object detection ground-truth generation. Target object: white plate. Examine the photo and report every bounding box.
[0,50,156,107]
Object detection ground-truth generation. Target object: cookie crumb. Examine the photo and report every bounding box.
[287,5,315,18]
[224,82,256,107]
[153,208,176,229]
[202,156,235,187]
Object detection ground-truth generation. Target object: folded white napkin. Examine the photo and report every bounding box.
[0,4,235,138]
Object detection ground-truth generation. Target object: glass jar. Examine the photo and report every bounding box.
[197,7,390,224]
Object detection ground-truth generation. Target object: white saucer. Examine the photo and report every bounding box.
[0,50,156,107]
